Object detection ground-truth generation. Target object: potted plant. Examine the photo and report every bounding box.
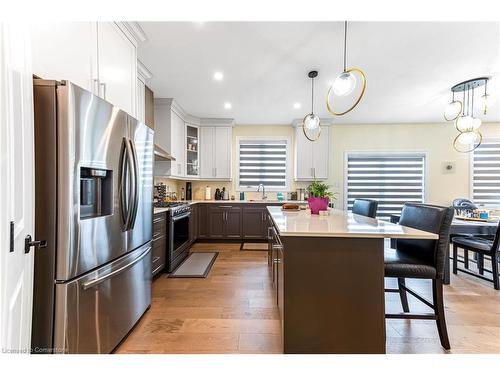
[306,180,335,214]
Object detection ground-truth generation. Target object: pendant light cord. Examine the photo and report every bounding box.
[343,21,347,72]
[311,76,315,114]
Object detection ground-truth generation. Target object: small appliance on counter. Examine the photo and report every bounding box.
[205,186,212,200]
[215,188,222,200]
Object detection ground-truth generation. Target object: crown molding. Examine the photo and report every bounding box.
[200,118,235,127]
[154,98,234,126]
[137,60,153,81]
[121,22,148,44]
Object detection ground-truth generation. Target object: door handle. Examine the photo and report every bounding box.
[82,246,150,290]
[24,235,47,254]
[214,167,217,177]
[119,138,135,230]
[128,139,139,230]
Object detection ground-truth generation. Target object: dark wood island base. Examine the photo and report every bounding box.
[278,235,386,354]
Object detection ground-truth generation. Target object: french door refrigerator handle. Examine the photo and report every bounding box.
[81,246,151,290]
[118,138,130,229]
[128,139,139,230]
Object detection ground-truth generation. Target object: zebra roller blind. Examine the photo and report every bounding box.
[472,140,500,207]
[346,154,426,220]
[238,139,288,188]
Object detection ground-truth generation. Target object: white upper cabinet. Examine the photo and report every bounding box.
[154,99,233,180]
[96,22,137,116]
[214,127,232,179]
[199,126,232,180]
[136,77,145,123]
[30,22,138,116]
[31,22,97,93]
[295,125,330,181]
[170,111,185,177]
[199,127,215,178]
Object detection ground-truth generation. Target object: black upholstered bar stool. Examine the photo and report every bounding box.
[384,203,454,350]
[352,199,378,218]
[452,222,500,290]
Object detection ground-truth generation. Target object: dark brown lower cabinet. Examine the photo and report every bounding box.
[189,203,197,243]
[197,204,209,239]
[195,202,281,241]
[242,206,268,239]
[208,207,226,238]
[152,212,166,276]
[224,207,242,238]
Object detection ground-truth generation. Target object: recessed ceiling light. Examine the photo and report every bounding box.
[213,72,224,81]
[293,102,301,109]
[224,102,232,109]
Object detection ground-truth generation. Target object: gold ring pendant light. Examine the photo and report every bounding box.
[326,21,367,117]
[302,70,322,141]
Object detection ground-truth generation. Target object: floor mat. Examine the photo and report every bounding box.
[169,252,218,278]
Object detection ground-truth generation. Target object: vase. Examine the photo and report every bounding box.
[307,197,330,214]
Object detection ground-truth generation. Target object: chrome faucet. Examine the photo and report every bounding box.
[257,184,267,200]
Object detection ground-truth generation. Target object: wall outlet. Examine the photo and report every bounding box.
[442,161,456,174]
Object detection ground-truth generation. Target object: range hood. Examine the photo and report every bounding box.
[154,144,176,161]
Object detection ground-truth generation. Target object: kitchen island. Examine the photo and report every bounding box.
[266,206,438,354]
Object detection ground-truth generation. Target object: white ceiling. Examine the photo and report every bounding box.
[138,22,500,124]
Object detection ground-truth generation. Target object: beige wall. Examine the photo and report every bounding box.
[155,122,500,207]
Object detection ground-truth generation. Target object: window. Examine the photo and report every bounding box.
[346,153,426,220]
[472,140,500,208]
[238,138,289,190]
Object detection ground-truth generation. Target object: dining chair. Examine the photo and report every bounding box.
[384,203,454,350]
[352,199,378,218]
[451,221,500,290]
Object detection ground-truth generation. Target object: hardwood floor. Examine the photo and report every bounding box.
[115,243,500,354]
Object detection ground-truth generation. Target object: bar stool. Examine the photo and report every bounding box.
[352,199,378,218]
[384,203,454,350]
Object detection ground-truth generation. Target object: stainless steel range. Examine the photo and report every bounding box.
[154,202,191,272]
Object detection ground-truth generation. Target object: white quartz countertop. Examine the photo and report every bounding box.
[153,200,307,214]
[267,206,439,239]
[185,200,307,204]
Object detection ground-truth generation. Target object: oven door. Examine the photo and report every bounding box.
[169,211,191,265]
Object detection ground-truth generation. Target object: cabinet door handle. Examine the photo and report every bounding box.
[219,205,232,208]
[214,167,217,177]
[99,82,107,100]
[93,79,100,95]
[313,167,316,178]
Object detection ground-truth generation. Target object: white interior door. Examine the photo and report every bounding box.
[0,23,35,353]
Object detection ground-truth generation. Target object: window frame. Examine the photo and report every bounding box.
[469,138,500,208]
[343,151,428,218]
[236,136,292,192]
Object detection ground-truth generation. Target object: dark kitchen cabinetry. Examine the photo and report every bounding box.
[189,203,197,243]
[208,207,226,238]
[195,202,281,241]
[152,212,167,276]
[242,205,268,239]
[196,204,243,239]
[224,207,242,238]
[197,204,209,239]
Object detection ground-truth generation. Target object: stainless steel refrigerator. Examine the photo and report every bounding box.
[32,79,154,354]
